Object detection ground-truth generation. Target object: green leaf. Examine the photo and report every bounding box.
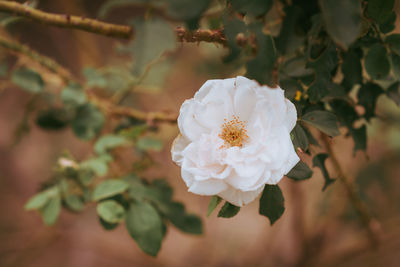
[312,153,335,190]
[281,56,313,78]
[166,0,212,29]
[286,161,313,181]
[291,123,308,151]
[259,185,285,225]
[11,68,44,93]
[119,124,148,140]
[301,110,340,137]
[122,18,176,75]
[97,200,126,223]
[319,0,361,49]
[386,34,400,55]
[64,194,84,212]
[25,192,50,210]
[222,16,247,62]
[81,154,112,176]
[137,137,163,151]
[94,134,129,154]
[25,187,59,210]
[207,195,222,217]
[275,5,303,55]
[387,82,400,106]
[61,83,87,107]
[366,0,395,24]
[165,202,202,234]
[92,180,129,201]
[71,103,104,141]
[365,44,390,80]
[83,67,108,88]
[39,194,61,226]
[350,125,367,153]
[217,202,240,218]
[246,24,277,86]
[357,83,384,120]
[329,99,359,129]
[379,11,396,33]
[342,48,362,86]
[125,200,163,256]
[228,0,273,17]
[99,216,119,231]
[303,126,320,147]
[36,108,71,130]
[390,53,400,79]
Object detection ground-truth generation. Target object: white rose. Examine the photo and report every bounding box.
[171,76,299,207]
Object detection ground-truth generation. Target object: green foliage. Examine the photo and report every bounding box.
[71,104,105,140]
[36,108,71,130]
[228,0,273,17]
[92,180,130,201]
[136,136,163,152]
[94,134,129,154]
[365,44,390,80]
[121,18,176,75]
[301,111,340,137]
[11,68,44,93]
[217,202,240,218]
[97,200,126,223]
[61,83,87,107]
[207,195,222,217]
[166,0,212,29]
[245,23,277,86]
[319,0,361,49]
[366,0,395,24]
[286,161,313,181]
[126,200,164,256]
[291,123,308,151]
[259,185,285,225]
[313,153,335,190]
[16,0,400,258]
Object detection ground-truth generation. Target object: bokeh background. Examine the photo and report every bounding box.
[1,1,400,266]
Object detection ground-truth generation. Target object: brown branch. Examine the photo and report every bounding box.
[89,93,177,123]
[0,35,72,82]
[0,32,177,124]
[321,134,382,246]
[0,1,132,39]
[175,27,228,46]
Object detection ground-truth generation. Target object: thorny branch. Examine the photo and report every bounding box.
[0,1,133,39]
[0,33,177,123]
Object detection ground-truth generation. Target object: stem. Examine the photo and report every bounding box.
[321,134,382,246]
[0,1,132,39]
[0,35,72,82]
[175,27,228,46]
[0,32,177,123]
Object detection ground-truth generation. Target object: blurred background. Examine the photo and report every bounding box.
[1,0,400,266]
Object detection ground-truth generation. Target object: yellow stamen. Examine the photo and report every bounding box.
[218,115,248,148]
[294,90,302,101]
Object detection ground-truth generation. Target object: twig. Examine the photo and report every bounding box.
[321,134,382,246]
[90,93,177,123]
[0,35,72,82]
[175,27,228,46]
[0,1,132,39]
[0,32,177,123]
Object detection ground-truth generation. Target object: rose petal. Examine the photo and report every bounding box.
[171,134,190,166]
[218,185,265,207]
[188,179,227,195]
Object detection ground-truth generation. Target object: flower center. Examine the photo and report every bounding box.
[219,115,248,148]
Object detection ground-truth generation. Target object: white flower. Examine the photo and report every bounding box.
[171,76,299,207]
